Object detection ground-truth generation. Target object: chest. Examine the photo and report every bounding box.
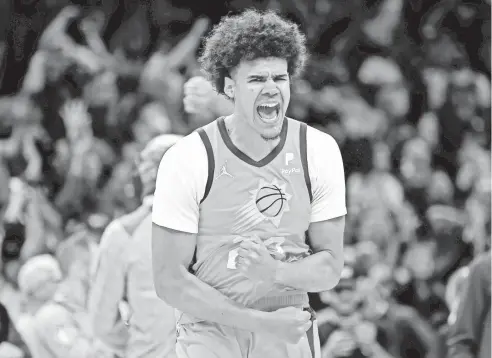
[199,149,311,236]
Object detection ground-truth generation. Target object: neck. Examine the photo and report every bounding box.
[225,114,280,161]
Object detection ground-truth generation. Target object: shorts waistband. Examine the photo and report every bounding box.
[250,292,308,312]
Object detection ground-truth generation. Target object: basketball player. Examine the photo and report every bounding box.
[152,9,346,358]
[89,134,182,358]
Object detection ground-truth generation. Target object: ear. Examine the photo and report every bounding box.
[224,77,235,99]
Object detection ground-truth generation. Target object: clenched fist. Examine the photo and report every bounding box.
[236,236,279,285]
[183,76,217,116]
[264,307,312,344]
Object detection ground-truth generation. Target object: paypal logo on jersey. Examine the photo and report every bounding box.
[282,152,301,175]
[281,167,301,175]
[285,152,294,166]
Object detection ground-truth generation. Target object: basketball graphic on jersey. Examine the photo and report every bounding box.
[232,178,292,232]
[255,185,286,217]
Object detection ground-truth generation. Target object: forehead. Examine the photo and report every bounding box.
[234,57,288,78]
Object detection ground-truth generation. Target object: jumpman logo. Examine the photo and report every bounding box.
[216,161,234,179]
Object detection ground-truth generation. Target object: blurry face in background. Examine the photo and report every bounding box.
[417,112,439,149]
[451,86,477,119]
[227,58,290,141]
[376,82,410,119]
[399,138,432,188]
[403,241,435,280]
[449,69,478,119]
[422,68,449,110]
[357,211,395,248]
[427,170,454,204]
[132,103,171,145]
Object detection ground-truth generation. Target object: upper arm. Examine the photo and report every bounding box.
[151,132,207,234]
[152,224,197,291]
[306,127,347,223]
[308,217,345,274]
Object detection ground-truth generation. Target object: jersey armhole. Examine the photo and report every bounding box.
[300,123,315,254]
[197,129,215,204]
[299,122,313,203]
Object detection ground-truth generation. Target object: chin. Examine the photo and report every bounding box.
[260,129,282,141]
[255,112,284,141]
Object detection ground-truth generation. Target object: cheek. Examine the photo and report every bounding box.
[239,86,261,111]
[281,84,291,105]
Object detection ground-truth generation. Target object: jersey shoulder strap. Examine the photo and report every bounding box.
[299,122,313,203]
[196,125,215,204]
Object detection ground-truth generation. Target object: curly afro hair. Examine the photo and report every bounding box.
[199,9,308,95]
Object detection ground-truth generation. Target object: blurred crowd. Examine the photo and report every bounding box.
[0,0,490,357]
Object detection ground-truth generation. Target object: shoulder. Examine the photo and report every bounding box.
[157,130,208,177]
[99,219,129,251]
[118,206,152,237]
[162,130,206,162]
[305,125,340,154]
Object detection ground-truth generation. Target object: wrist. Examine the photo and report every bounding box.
[273,261,286,286]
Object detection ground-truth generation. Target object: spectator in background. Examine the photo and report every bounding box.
[89,134,181,358]
[29,232,111,358]
[447,251,491,358]
[0,1,489,357]
[316,267,395,358]
[15,255,62,358]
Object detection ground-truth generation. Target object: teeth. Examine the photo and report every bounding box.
[258,103,279,109]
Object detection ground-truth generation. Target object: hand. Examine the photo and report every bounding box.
[236,236,279,285]
[39,5,81,51]
[59,100,92,142]
[264,307,312,344]
[323,330,357,357]
[183,76,217,116]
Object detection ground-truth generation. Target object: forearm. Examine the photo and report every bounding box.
[157,267,268,332]
[274,251,342,292]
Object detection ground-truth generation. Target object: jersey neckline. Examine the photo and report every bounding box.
[217,116,288,167]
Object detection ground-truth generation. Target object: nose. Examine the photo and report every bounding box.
[263,79,279,96]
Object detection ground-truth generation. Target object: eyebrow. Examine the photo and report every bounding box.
[247,73,289,79]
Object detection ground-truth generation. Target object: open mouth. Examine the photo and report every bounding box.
[256,103,280,123]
